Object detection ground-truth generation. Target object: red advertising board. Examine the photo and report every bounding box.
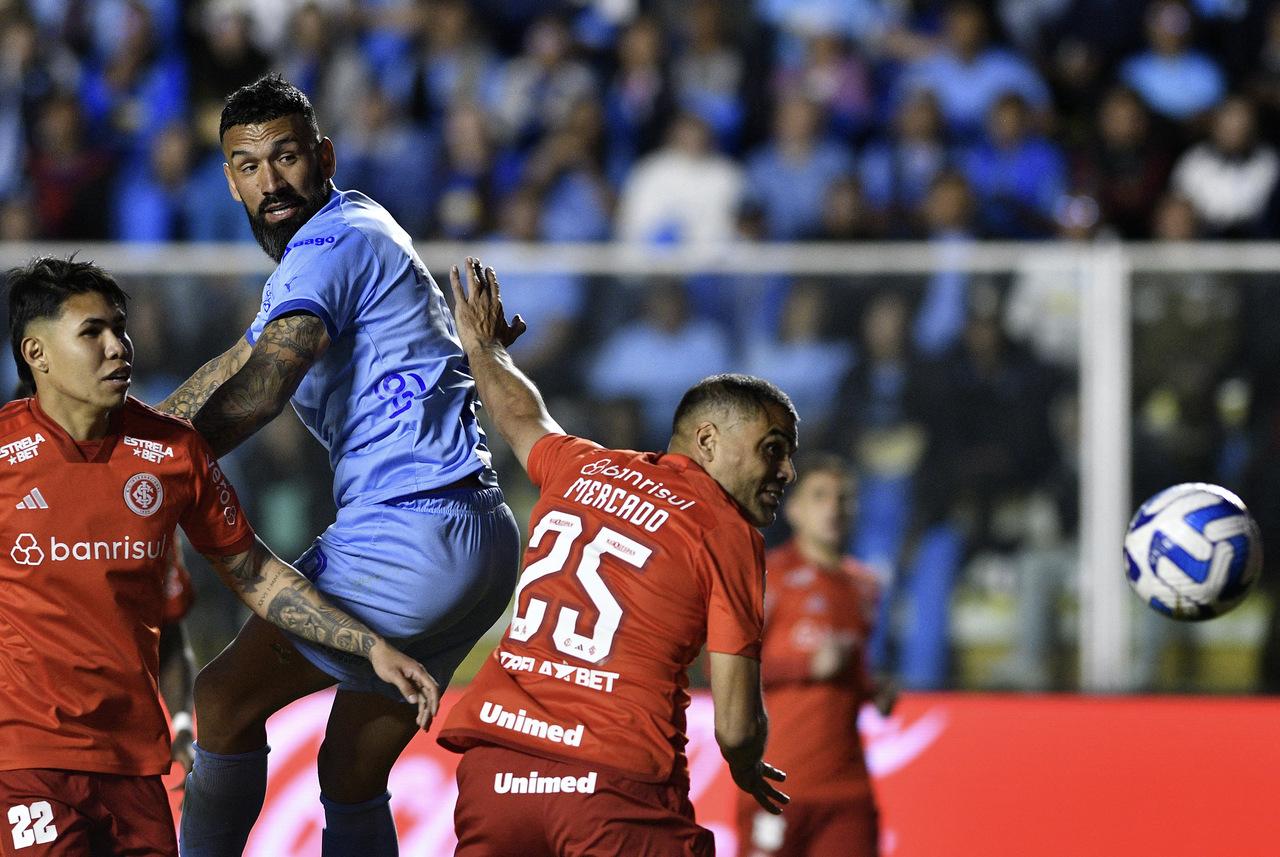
[164,692,1280,855]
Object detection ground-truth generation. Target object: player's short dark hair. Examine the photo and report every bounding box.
[672,373,798,437]
[5,256,128,388]
[220,73,320,142]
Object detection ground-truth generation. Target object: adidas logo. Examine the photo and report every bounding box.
[15,488,48,510]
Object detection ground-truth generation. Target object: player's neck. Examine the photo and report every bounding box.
[794,536,843,570]
[34,390,115,441]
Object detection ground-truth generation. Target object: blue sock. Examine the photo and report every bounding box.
[179,744,270,857]
[321,791,398,857]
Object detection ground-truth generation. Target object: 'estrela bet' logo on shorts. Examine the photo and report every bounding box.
[124,473,163,517]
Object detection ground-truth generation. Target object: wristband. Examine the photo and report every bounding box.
[171,711,194,736]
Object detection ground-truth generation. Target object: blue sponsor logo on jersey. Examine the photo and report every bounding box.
[281,234,337,259]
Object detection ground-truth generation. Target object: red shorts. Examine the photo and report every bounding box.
[736,795,878,857]
[454,744,714,857]
[0,769,176,857]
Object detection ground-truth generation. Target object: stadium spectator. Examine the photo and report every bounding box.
[772,25,874,139]
[894,0,1051,140]
[338,86,437,237]
[275,3,373,144]
[831,292,931,672]
[742,281,854,438]
[378,0,499,127]
[440,258,794,854]
[1170,95,1280,238]
[435,102,501,240]
[522,99,614,242]
[616,111,744,245]
[737,454,892,857]
[485,186,589,396]
[961,91,1067,238]
[912,171,978,357]
[859,89,949,236]
[587,278,733,447]
[744,94,855,240]
[672,0,747,148]
[1119,0,1226,125]
[488,13,597,148]
[813,174,878,241]
[110,121,198,241]
[1074,86,1173,239]
[188,3,270,108]
[28,92,114,239]
[604,15,675,182]
[77,0,186,158]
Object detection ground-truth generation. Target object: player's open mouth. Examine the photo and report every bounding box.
[103,368,131,387]
[263,203,300,223]
[760,488,783,508]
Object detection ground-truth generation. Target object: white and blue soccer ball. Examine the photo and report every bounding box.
[1123,483,1262,621]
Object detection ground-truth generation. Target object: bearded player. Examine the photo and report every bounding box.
[738,455,895,857]
[0,256,435,857]
[156,76,521,856]
[437,257,793,856]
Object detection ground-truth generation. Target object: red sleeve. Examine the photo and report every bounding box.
[178,433,255,556]
[702,522,766,660]
[527,433,603,490]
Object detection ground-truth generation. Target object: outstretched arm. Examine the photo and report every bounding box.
[192,313,330,457]
[449,257,562,472]
[157,337,253,420]
[204,536,439,728]
[709,651,790,815]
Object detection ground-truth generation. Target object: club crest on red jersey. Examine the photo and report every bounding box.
[123,473,163,517]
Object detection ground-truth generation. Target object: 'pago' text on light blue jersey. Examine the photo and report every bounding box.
[246,187,491,507]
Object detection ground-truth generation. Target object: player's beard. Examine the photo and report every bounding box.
[245,177,332,262]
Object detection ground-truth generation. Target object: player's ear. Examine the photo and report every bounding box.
[222,162,243,203]
[318,136,336,181]
[21,336,46,376]
[694,420,719,463]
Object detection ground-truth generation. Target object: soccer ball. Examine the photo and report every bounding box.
[1123,483,1262,620]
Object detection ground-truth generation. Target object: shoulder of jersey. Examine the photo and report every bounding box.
[0,398,32,436]
[122,398,199,441]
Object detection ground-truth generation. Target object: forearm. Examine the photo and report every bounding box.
[157,339,251,420]
[717,708,769,775]
[709,651,769,772]
[464,342,559,468]
[193,372,286,458]
[157,624,195,716]
[212,539,384,658]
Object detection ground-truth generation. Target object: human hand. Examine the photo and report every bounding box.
[369,640,440,730]
[449,256,526,355]
[731,760,790,815]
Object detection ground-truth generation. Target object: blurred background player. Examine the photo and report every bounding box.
[156,76,521,857]
[0,256,434,857]
[159,541,198,776]
[438,258,793,856]
[738,454,895,857]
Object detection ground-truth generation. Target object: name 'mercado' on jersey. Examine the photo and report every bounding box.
[0,397,255,776]
[438,434,766,785]
[245,188,491,507]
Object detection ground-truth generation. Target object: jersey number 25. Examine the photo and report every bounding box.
[508,510,652,664]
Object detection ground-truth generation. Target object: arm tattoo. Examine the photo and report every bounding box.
[193,314,327,457]
[264,578,379,656]
[157,347,243,419]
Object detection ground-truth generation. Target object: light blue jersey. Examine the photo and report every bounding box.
[246,187,492,507]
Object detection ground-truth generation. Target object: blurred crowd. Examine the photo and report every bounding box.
[6,0,1280,243]
[3,0,1280,693]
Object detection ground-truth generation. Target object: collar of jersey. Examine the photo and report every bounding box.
[29,395,124,463]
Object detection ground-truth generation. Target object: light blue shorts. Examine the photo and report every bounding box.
[289,486,520,699]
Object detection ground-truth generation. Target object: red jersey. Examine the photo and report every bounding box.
[439,433,766,784]
[757,541,880,802]
[161,541,195,625]
[0,396,255,776]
